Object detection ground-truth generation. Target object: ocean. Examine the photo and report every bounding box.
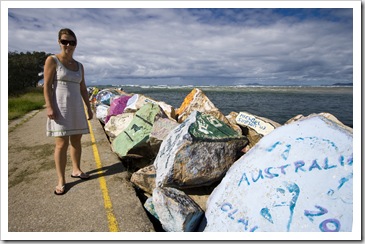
[115,85,353,128]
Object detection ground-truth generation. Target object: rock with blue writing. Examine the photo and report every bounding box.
[154,111,248,188]
[151,187,204,232]
[236,111,281,135]
[111,103,167,159]
[234,111,281,148]
[203,115,353,232]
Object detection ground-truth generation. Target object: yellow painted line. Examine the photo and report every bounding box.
[87,119,120,232]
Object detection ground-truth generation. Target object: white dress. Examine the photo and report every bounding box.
[46,55,89,137]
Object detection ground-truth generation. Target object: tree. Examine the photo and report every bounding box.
[8,51,51,95]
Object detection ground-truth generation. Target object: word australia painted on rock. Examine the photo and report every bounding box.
[203,115,353,232]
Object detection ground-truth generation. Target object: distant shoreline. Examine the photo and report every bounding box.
[91,84,353,95]
[92,84,353,89]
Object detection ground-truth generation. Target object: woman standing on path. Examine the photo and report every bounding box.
[43,28,93,195]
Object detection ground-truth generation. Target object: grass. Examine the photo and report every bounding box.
[8,87,45,121]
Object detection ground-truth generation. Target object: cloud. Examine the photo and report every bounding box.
[7,7,353,86]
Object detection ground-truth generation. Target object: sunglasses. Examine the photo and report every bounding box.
[60,39,76,46]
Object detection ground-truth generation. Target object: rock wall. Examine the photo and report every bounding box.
[89,86,353,233]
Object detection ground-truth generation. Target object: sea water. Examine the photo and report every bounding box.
[118,85,353,128]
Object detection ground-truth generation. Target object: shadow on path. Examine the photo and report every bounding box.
[64,161,126,193]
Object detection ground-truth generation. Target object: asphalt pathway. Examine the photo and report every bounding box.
[6,108,155,238]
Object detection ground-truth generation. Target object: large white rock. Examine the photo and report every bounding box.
[203,115,353,232]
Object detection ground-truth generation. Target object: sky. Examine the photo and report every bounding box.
[4,1,358,87]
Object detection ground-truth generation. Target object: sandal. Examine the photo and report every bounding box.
[54,185,65,195]
[71,172,90,180]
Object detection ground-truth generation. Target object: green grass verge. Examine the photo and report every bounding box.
[8,87,45,121]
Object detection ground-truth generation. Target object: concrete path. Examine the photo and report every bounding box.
[6,108,155,238]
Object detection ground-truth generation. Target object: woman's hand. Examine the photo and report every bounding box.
[47,106,56,120]
[87,107,93,120]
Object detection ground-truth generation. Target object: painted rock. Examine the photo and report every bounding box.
[124,94,176,120]
[286,112,353,134]
[95,88,123,106]
[111,103,166,159]
[151,187,204,232]
[104,112,135,141]
[105,95,132,123]
[235,111,281,148]
[95,104,110,124]
[203,115,353,232]
[132,164,212,211]
[144,197,159,220]
[154,111,248,188]
[131,164,156,195]
[149,117,180,148]
[176,88,241,134]
[89,87,99,105]
[236,111,281,136]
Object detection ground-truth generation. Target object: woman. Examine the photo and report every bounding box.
[43,28,93,195]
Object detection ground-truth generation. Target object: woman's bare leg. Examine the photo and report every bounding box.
[54,136,69,191]
[70,134,86,176]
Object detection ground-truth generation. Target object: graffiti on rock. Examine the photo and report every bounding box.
[238,154,353,187]
[236,112,275,135]
[220,202,259,232]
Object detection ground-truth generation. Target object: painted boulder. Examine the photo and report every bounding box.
[131,164,156,195]
[104,112,135,141]
[111,103,167,159]
[148,117,180,148]
[175,88,241,134]
[149,187,204,232]
[236,111,281,136]
[154,111,248,188]
[105,95,132,123]
[95,104,109,124]
[95,88,123,106]
[203,115,353,232]
[124,94,176,120]
[235,111,281,148]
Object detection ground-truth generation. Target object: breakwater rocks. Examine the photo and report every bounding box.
[88,87,353,232]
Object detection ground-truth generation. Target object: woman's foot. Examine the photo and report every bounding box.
[71,172,90,180]
[54,185,65,195]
